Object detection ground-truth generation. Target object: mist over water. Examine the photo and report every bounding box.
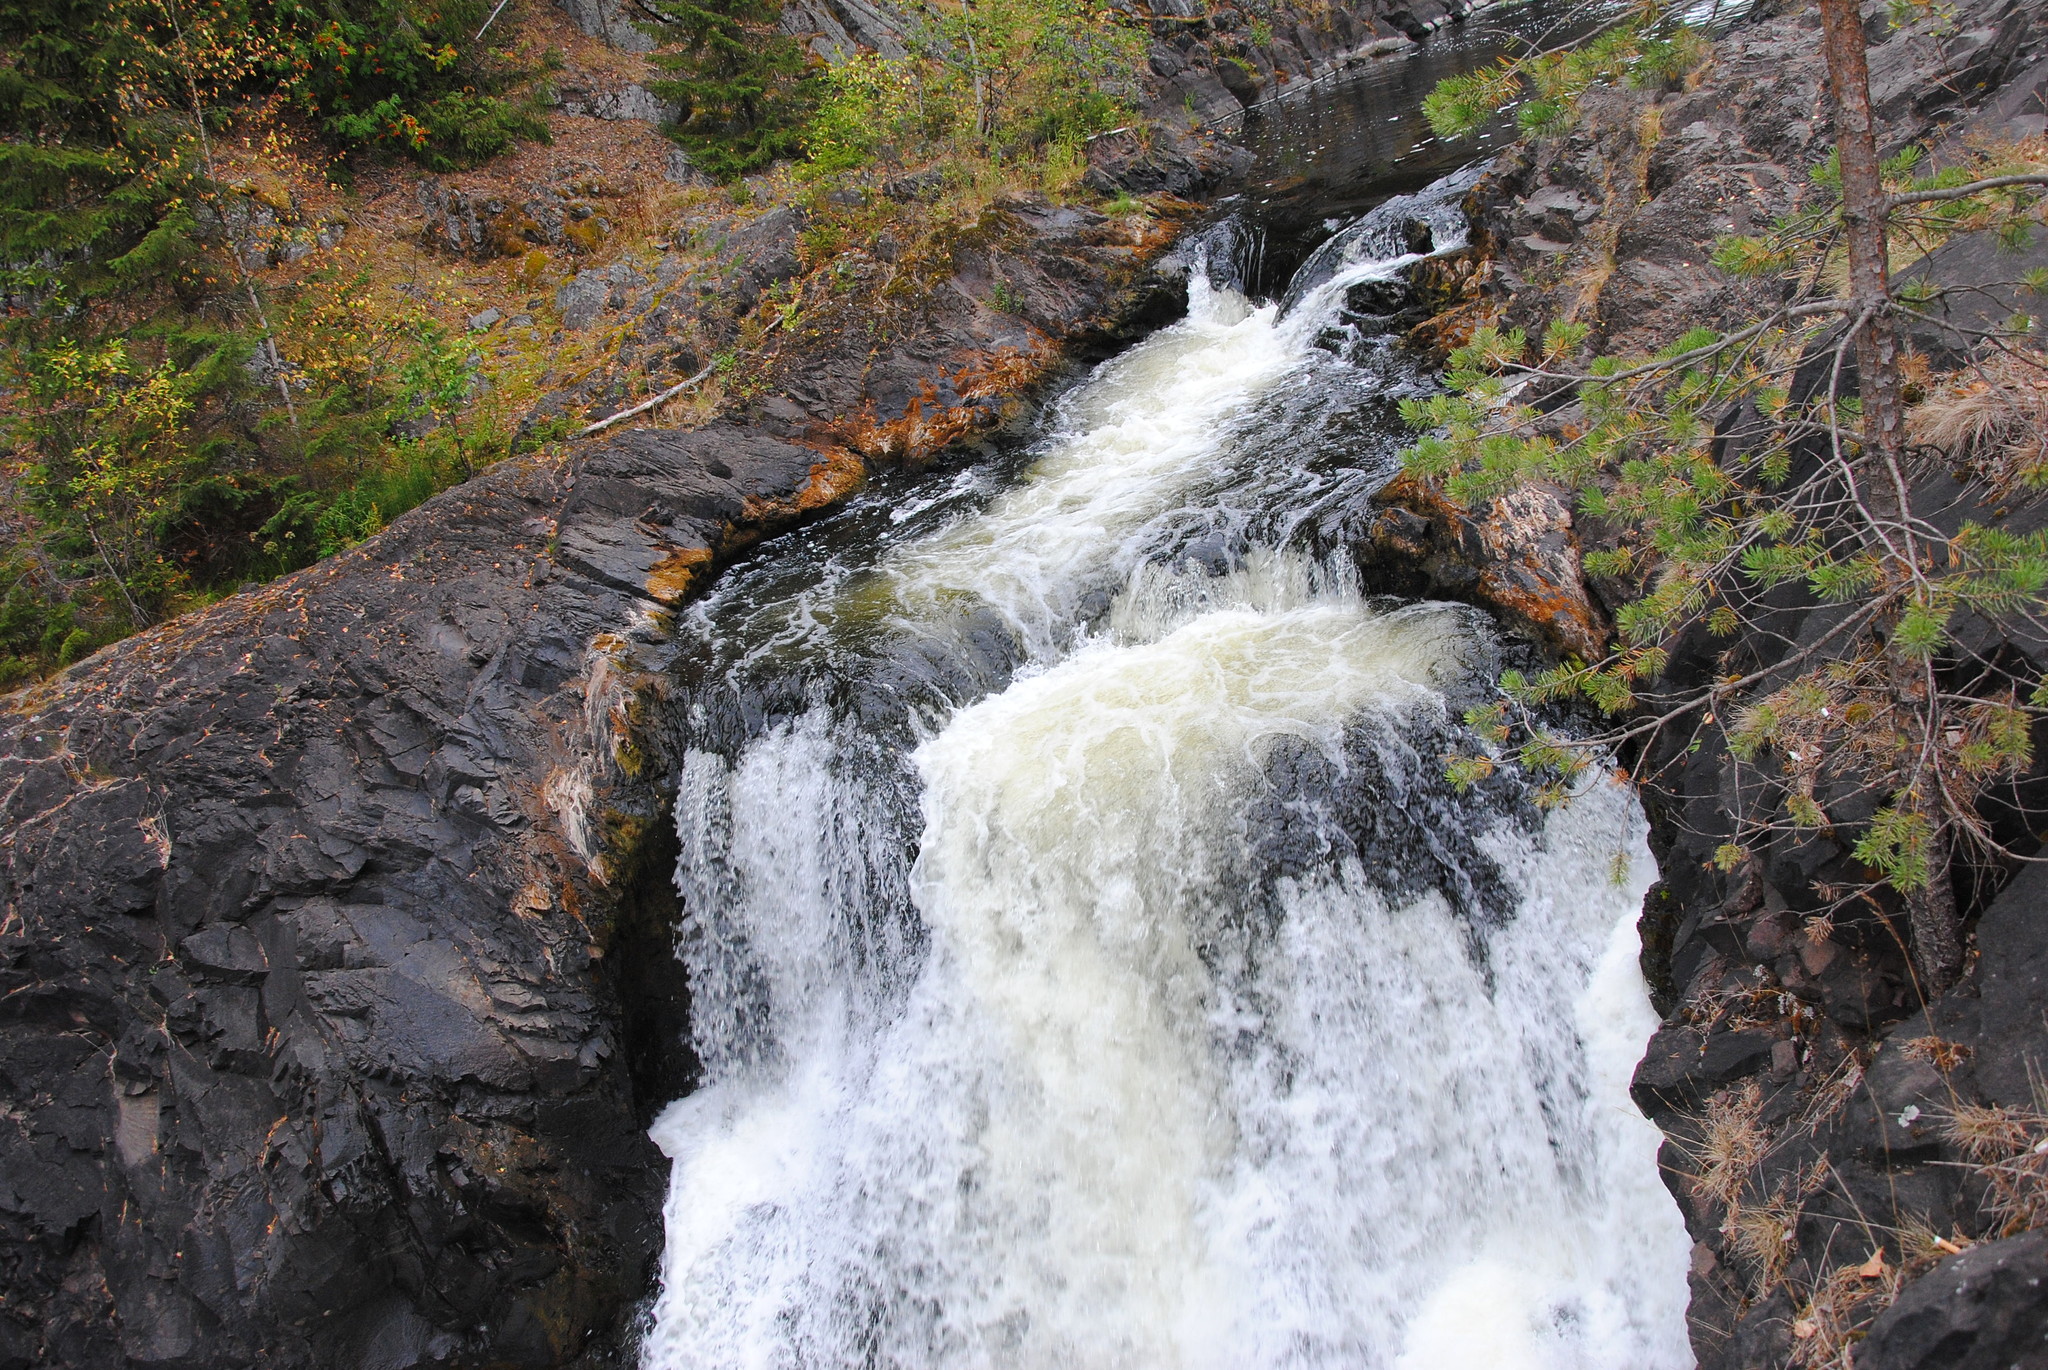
[641,166,1691,1370]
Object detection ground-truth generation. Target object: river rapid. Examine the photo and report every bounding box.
[638,18,1694,1368]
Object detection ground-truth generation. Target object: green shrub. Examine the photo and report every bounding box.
[961,0,1144,153]
[268,0,550,166]
[803,54,938,175]
[1423,22,1708,140]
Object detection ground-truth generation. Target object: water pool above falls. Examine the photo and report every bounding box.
[641,166,1693,1370]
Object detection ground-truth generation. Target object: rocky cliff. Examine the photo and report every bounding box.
[1360,0,2048,1363]
[21,0,2029,1361]
[0,173,1194,1365]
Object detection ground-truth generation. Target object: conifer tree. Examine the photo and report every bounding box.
[1815,0,1963,987]
[642,0,817,179]
[0,0,194,288]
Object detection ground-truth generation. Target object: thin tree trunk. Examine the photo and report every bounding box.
[959,0,987,140]
[88,524,150,630]
[159,0,302,439]
[1817,0,1963,992]
[1908,835,1963,991]
[1816,0,1904,483]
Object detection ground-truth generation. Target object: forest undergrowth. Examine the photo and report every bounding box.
[0,0,1161,687]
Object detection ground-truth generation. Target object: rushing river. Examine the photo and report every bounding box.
[639,24,1692,1370]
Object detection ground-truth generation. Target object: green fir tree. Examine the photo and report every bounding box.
[642,0,819,179]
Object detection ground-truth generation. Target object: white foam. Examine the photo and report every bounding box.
[642,189,1691,1370]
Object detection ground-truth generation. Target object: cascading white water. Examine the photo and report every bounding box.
[642,177,1692,1370]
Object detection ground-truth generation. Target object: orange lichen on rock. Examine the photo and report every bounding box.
[1367,472,1609,660]
[793,444,869,511]
[841,345,1055,462]
[737,443,871,526]
[643,544,715,605]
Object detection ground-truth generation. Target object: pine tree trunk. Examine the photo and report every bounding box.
[1908,833,1964,991]
[1816,0,1964,993]
[1816,0,1906,481]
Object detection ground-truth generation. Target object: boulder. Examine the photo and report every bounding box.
[1857,1232,2048,1370]
[1355,473,1609,660]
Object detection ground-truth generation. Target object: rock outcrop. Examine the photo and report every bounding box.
[1355,472,1608,660]
[0,194,1182,1369]
[1,461,663,1370]
[1858,1228,2048,1369]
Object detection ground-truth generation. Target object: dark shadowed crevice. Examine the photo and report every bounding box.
[604,810,699,1131]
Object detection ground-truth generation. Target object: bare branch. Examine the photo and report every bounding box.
[574,361,719,439]
[1885,173,2048,211]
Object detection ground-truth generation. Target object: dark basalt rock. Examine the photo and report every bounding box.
[1084,125,1252,198]
[1856,1232,2048,1370]
[0,456,672,1370]
[1631,1026,1779,1114]
[1899,218,2048,360]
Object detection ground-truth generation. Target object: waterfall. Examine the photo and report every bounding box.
[642,174,1693,1370]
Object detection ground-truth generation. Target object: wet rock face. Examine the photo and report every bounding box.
[555,424,858,607]
[1084,126,1254,198]
[0,461,668,1370]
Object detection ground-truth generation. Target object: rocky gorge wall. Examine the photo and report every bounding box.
[552,0,1488,154]
[16,0,2043,1363]
[1357,1,2048,1363]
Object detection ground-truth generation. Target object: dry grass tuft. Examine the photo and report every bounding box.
[1946,1101,2034,1158]
[1900,1035,1974,1072]
[1729,1155,1831,1295]
[1908,349,2048,497]
[1690,1080,1771,1212]
[1943,1101,2048,1235]
[1787,1254,1901,1369]
[1897,1215,1973,1266]
[1727,1195,1802,1291]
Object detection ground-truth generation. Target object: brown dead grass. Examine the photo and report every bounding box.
[1689,1080,1771,1213]
[1787,1253,1902,1370]
[1944,1099,2048,1235]
[1908,348,2048,497]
